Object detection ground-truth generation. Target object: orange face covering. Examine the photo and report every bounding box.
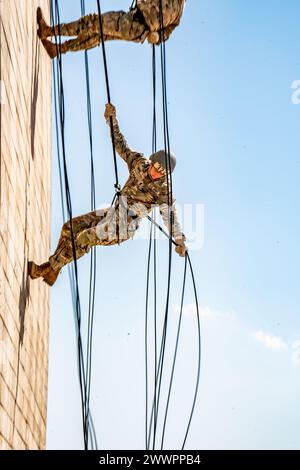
[148,164,166,181]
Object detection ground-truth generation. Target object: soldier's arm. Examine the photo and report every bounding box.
[104,103,140,170]
[159,197,186,237]
[159,199,187,257]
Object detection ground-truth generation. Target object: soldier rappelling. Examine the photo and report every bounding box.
[28,103,187,286]
[37,1,186,58]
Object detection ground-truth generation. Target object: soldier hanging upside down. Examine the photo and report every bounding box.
[28,103,187,286]
[37,0,186,58]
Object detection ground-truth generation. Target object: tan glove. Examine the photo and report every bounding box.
[147,32,160,45]
[104,102,116,121]
[175,236,188,257]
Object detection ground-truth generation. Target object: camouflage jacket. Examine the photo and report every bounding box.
[106,115,184,240]
[136,0,186,42]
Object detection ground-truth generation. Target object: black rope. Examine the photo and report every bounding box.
[95,0,120,198]
[144,5,174,448]
[145,10,176,446]
[51,0,97,450]
[80,0,98,450]
[161,254,188,447]
[144,221,152,450]
[151,44,159,451]
[150,1,174,449]
[145,45,159,450]
[152,210,158,450]
[145,1,201,450]
[182,253,201,449]
[130,0,137,11]
[145,214,201,450]
[51,0,201,451]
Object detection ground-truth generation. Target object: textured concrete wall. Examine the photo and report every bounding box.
[0,0,51,449]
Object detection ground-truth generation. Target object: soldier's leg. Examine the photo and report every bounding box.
[41,35,104,59]
[41,10,148,41]
[47,207,139,275]
[49,14,100,38]
[38,7,99,39]
[39,9,149,50]
[54,11,148,56]
[75,224,131,248]
[75,201,142,249]
[75,208,133,248]
[40,14,121,58]
[48,210,107,271]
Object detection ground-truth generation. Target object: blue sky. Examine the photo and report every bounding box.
[46,0,300,449]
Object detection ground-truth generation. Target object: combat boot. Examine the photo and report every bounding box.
[41,39,69,59]
[28,261,51,280]
[43,268,61,287]
[37,7,54,39]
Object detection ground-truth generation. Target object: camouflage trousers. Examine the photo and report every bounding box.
[48,207,140,271]
[49,9,150,53]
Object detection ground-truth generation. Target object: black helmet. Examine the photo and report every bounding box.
[149,150,177,173]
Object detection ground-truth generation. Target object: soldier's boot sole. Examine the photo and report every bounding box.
[41,39,68,59]
[41,39,58,59]
[37,7,53,39]
[28,261,51,280]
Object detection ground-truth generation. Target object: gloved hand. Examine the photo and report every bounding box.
[104,102,116,121]
[147,32,160,45]
[175,235,188,257]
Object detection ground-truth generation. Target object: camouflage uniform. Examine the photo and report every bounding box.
[44,0,186,53]
[48,113,184,272]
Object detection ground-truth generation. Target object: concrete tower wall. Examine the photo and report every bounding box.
[0,0,51,449]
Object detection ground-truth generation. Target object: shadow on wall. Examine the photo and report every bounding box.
[31,37,40,161]
[15,179,30,446]
[12,32,41,447]
[18,261,30,346]
[18,34,41,344]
